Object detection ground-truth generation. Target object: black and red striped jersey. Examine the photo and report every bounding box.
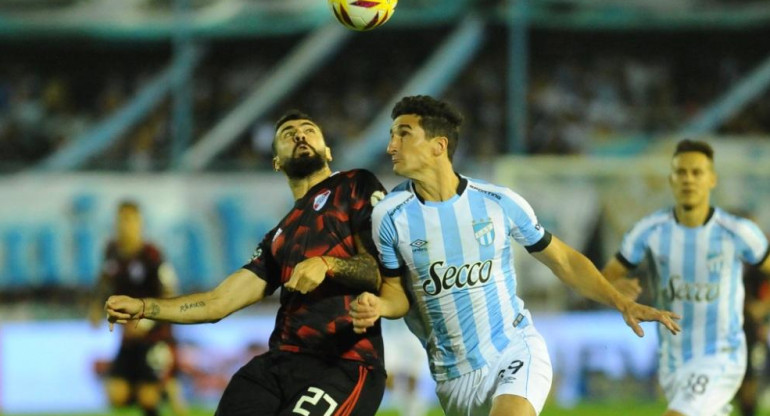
[103,242,165,300]
[101,241,173,343]
[243,169,386,369]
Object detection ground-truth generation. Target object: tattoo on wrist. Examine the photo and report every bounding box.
[147,302,161,318]
[180,301,206,313]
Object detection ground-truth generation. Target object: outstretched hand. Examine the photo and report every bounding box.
[621,300,681,337]
[350,292,381,334]
[104,295,144,332]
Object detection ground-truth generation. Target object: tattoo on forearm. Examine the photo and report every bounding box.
[147,302,161,318]
[180,301,206,313]
[332,254,380,291]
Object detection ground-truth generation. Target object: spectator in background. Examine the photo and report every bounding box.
[89,201,187,416]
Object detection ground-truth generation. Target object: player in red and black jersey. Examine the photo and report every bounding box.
[105,110,387,416]
[245,166,386,367]
[89,201,187,416]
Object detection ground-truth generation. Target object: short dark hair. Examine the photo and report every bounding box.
[391,95,464,161]
[674,139,714,161]
[273,110,320,155]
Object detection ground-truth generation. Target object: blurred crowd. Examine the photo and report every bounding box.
[1,26,769,173]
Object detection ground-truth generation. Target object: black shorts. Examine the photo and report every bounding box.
[109,341,173,384]
[216,351,386,416]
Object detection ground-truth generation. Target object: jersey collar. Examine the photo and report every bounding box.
[672,206,715,226]
[412,173,468,204]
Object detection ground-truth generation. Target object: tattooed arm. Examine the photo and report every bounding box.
[285,234,381,294]
[105,268,266,328]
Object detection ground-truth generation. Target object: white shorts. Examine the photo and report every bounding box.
[435,325,553,416]
[659,351,747,416]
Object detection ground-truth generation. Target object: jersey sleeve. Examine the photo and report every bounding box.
[349,170,387,256]
[732,218,770,266]
[500,190,549,252]
[617,220,653,268]
[372,203,403,277]
[145,244,164,269]
[242,228,282,295]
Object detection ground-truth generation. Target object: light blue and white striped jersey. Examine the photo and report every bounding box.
[372,175,549,381]
[618,207,769,371]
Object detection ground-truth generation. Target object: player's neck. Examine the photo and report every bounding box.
[412,164,459,202]
[288,166,333,200]
[674,203,712,227]
[117,237,143,256]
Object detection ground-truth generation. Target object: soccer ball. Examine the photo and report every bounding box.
[328,0,398,31]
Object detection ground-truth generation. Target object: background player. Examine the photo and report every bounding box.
[104,110,388,416]
[602,139,770,416]
[89,201,187,416]
[352,95,681,416]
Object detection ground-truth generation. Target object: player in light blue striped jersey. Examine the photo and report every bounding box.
[603,139,770,416]
[350,95,681,416]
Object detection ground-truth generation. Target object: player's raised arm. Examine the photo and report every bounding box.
[531,235,681,337]
[286,234,381,294]
[601,256,643,300]
[105,268,266,329]
[325,234,382,291]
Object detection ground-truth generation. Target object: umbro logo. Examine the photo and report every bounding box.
[410,239,428,251]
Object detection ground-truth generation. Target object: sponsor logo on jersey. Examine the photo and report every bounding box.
[473,218,495,246]
[661,274,720,303]
[469,184,501,200]
[513,313,525,328]
[391,194,414,214]
[423,259,493,296]
[313,189,331,211]
[410,239,428,252]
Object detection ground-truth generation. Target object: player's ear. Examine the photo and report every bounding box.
[433,136,448,157]
[324,146,333,162]
[272,156,281,172]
